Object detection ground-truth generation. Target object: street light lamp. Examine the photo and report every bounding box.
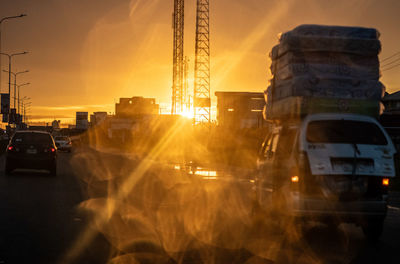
[0,14,26,92]
[2,69,29,110]
[21,96,31,105]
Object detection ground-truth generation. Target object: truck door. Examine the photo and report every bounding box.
[256,132,280,207]
[273,128,298,189]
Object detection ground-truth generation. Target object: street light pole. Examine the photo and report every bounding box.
[22,99,31,124]
[2,68,28,110]
[16,82,30,114]
[0,52,28,113]
[13,70,28,110]
[24,102,31,124]
[0,14,26,93]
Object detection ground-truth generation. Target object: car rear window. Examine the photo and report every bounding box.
[306,120,388,145]
[12,133,53,144]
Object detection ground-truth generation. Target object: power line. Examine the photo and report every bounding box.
[381,51,400,63]
[381,56,400,68]
[381,63,400,72]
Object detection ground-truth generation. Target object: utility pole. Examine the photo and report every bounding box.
[194,0,211,123]
[172,0,185,115]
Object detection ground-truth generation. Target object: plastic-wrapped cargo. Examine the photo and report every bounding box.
[271,25,381,59]
[271,77,385,100]
[279,24,380,40]
[272,63,380,81]
[270,37,381,59]
[264,97,382,120]
[270,51,379,76]
[265,24,384,121]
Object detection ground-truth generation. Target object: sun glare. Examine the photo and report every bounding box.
[179,109,194,119]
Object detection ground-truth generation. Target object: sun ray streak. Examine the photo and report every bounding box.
[58,118,187,264]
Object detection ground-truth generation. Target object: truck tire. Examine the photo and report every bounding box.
[5,161,13,175]
[362,217,384,242]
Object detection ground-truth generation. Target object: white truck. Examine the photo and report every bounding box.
[256,113,396,240]
[255,25,397,240]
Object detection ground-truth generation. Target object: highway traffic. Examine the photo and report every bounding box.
[0,149,399,263]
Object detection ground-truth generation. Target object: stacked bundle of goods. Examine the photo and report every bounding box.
[264,24,385,120]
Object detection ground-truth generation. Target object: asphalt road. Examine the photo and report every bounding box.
[0,152,111,264]
[0,150,399,264]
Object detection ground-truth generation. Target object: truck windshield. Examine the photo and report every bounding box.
[306,120,388,145]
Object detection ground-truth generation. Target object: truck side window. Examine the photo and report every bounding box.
[276,128,297,160]
[271,134,279,153]
[264,134,279,160]
[259,133,272,158]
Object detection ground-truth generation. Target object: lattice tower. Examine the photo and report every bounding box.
[183,56,190,111]
[193,0,211,123]
[172,0,185,114]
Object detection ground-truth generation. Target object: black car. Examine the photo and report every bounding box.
[5,131,57,176]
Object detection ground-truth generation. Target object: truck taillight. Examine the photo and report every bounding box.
[382,178,389,186]
[291,175,299,183]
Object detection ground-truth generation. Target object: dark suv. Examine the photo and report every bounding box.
[5,131,57,176]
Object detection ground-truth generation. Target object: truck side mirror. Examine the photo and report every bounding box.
[395,153,400,177]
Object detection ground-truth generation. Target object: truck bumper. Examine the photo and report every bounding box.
[290,192,387,223]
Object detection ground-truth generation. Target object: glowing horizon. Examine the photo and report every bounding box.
[1,0,400,125]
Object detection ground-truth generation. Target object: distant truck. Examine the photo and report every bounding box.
[255,25,397,241]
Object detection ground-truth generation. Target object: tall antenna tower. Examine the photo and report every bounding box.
[171,0,185,115]
[194,0,211,123]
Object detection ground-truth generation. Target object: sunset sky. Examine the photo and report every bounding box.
[1,0,400,124]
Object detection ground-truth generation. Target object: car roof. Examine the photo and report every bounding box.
[304,113,378,123]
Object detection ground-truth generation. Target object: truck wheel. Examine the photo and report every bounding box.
[5,161,13,175]
[362,218,384,242]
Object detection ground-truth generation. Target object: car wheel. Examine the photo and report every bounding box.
[362,217,384,242]
[50,162,57,176]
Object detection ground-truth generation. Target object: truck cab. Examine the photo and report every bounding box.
[256,113,397,240]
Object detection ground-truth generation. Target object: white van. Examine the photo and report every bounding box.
[255,113,397,240]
